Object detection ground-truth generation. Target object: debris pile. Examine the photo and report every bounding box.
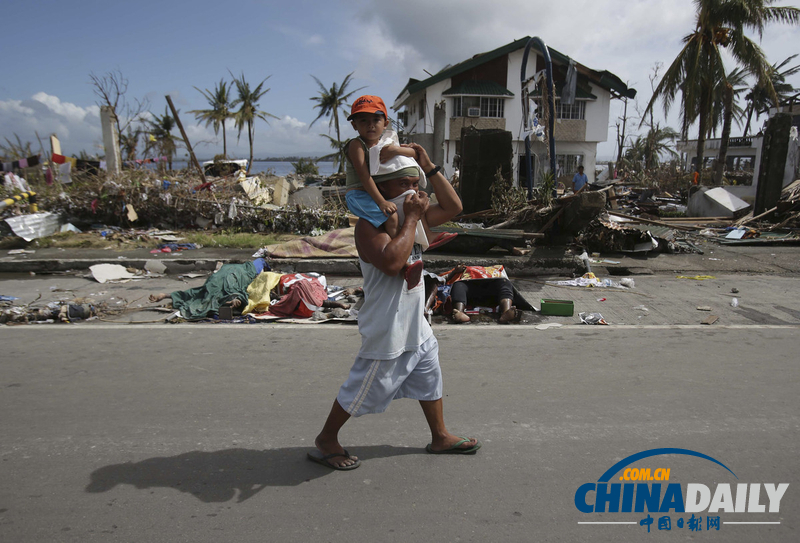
[3,168,349,237]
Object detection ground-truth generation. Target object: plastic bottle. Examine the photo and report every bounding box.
[731,298,739,308]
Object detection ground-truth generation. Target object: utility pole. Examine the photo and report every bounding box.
[165,95,206,182]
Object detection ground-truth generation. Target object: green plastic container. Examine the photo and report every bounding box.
[540,299,574,316]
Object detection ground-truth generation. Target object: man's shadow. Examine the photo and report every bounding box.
[85,446,419,503]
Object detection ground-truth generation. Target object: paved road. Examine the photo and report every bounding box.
[1,325,797,542]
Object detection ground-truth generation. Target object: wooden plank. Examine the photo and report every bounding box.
[735,206,777,227]
[607,211,696,231]
[537,206,566,233]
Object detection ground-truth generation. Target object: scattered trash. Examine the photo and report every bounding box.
[696,306,712,311]
[126,204,138,222]
[144,260,167,275]
[731,298,739,308]
[725,228,746,239]
[597,297,606,302]
[89,264,137,284]
[702,315,719,325]
[0,295,20,302]
[731,287,739,294]
[60,223,81,234]
[619,278,635,288]
[7,249,35,255]
[676,275,716,280]
[633,305,649,312]
[534,323,563,330]
[579,312,608,325]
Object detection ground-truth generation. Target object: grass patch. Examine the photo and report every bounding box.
[182,231,289,249]
[0,230,301,251]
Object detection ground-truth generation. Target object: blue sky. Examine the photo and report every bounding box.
[1,0,798,161]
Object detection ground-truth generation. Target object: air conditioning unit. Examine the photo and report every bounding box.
[467,107,481,117]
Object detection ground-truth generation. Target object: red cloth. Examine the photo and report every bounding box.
[268,277,327,318]
[51,153,66,164]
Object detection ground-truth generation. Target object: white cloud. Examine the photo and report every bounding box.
[0,94,103,156]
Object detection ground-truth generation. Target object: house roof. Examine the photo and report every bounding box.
[441,80,515,97]
[530,81,597,100]
[393,36,636,108]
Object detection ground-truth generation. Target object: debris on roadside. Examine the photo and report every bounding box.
[579,312,608,325]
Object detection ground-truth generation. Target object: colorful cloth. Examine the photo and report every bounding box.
[268,275,327,318]
[457,265,508,281]
[170,262,259,320]
[242,271,283,315]
[263,228,359,259]
[2,155,40,171]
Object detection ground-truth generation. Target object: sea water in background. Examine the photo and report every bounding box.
[163,160,337,177]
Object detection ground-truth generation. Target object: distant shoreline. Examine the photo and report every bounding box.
[196,157,334,163]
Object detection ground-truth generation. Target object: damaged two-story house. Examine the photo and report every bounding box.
[392,36,636,194]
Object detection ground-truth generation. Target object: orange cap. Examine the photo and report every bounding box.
[347,95,388,121]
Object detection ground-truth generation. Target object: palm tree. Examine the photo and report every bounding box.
[713,67,748,184]
[624,126,679,171]
[119,127,141,162]
[309,72,364,173]
[316,134,347,173]
[643,125,680,170]
[742,54,800,136]
[229,72,278,172]
[146,107,182,171]
[644,0,799,183]
[189,79,233,158]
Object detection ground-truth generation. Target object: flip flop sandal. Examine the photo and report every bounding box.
[307,449,361,470]
[425,438,482,455]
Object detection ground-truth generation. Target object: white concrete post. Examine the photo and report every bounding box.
[100,106,121,174]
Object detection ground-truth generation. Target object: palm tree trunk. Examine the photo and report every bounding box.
[695,91,710,184]
[247,121,254,173]
[222,121,227,158]
[742,103,754,138]
[334,112,344,174]
[714,84,734,185]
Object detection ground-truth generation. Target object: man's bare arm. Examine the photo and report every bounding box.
[355,192,428,276]
[406,143,463,228]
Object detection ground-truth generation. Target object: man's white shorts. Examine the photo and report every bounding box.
[337,336,442,417]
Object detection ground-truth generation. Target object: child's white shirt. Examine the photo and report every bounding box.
[368,130,428,189]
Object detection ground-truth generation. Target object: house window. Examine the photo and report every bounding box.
[480,97,504,118]
[556,154,584,177]
[536,99,587,120]
[419,99,426,120]
[453,97,462,117]
[451,96,504,118]
[556,101,586,120]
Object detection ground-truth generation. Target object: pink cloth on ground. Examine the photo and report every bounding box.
[268,277,327,318]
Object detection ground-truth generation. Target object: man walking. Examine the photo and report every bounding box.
[308,143,480,470]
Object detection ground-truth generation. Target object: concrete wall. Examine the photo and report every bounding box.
[585,84,611,142]
[679,136,765,200]
[449,118,507,140]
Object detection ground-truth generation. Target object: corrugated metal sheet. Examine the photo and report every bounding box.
[5,212,62,241]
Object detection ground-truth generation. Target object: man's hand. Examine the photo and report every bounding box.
[403,190,429,221]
